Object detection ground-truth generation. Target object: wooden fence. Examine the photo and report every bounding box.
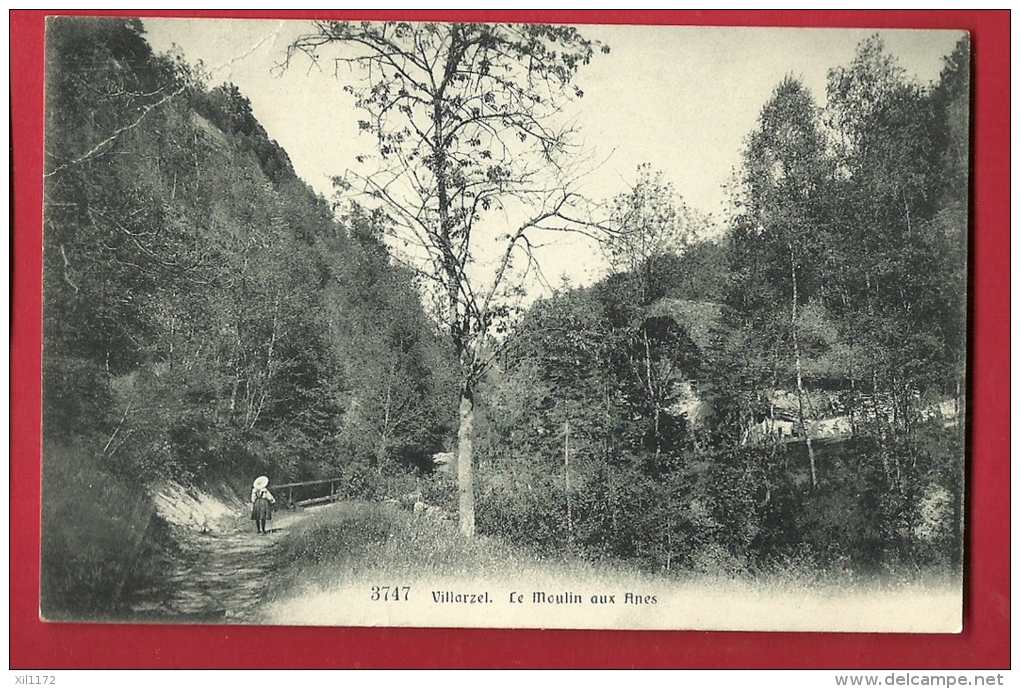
[272,478,345,509]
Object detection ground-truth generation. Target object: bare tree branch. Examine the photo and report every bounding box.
[44,86,185,178]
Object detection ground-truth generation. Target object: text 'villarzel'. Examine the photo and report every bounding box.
[432,591,492,603]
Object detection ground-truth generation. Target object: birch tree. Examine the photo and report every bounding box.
[740,76,833,488]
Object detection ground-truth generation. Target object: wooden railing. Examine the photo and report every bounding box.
[272,478,345,509]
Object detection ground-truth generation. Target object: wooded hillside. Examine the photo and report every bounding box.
[42,18,457,614]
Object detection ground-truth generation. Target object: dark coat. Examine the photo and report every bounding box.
[251,488,275,520]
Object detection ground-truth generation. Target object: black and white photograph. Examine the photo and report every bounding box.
[41,15,968,631]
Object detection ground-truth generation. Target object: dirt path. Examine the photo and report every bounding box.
[124,508,309,623]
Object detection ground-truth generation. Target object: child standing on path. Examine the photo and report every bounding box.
[251,476,276,534]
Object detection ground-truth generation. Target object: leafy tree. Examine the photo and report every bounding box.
[605,165,708,286]
[322,206,456,473]
[287,21,609,535]
[736,76,834,487]
[599,166,715,464]
[927,35,970,405]
[653,238,730,303]
[824,36,967,430]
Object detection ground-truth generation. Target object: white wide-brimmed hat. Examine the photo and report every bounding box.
[253,476,269,490]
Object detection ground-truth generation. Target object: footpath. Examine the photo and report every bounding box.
[123,486,309,622]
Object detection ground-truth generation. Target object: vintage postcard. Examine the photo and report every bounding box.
[39,15,968,632]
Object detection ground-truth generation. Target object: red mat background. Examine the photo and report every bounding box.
[10,10,1009,669]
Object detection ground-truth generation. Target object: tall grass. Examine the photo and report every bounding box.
[266,501,589,604]
[269,498,959,603]
[274,503,517,578]
[40,442,162,619]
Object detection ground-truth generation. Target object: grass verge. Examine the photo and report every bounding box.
[260,500,962,631]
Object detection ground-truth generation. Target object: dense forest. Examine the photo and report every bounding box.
[475,38,969,572]
[41,18,967,616]
[42,18,459,612]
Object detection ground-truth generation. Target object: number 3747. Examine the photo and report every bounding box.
[371,586,410,601]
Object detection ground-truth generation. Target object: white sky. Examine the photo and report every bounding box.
[142,19,964,290]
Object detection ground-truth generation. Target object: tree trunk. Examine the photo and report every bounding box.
[564,419,573,544]
[457,385,475,537]
[643,327,662,463]
[789,248,817,488]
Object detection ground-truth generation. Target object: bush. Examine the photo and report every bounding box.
[476,468,569,555]
[330,458,422,502]
[474,428,963,577]
[271,501,523,593]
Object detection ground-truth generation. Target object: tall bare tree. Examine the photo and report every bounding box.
[288,21,610,535]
